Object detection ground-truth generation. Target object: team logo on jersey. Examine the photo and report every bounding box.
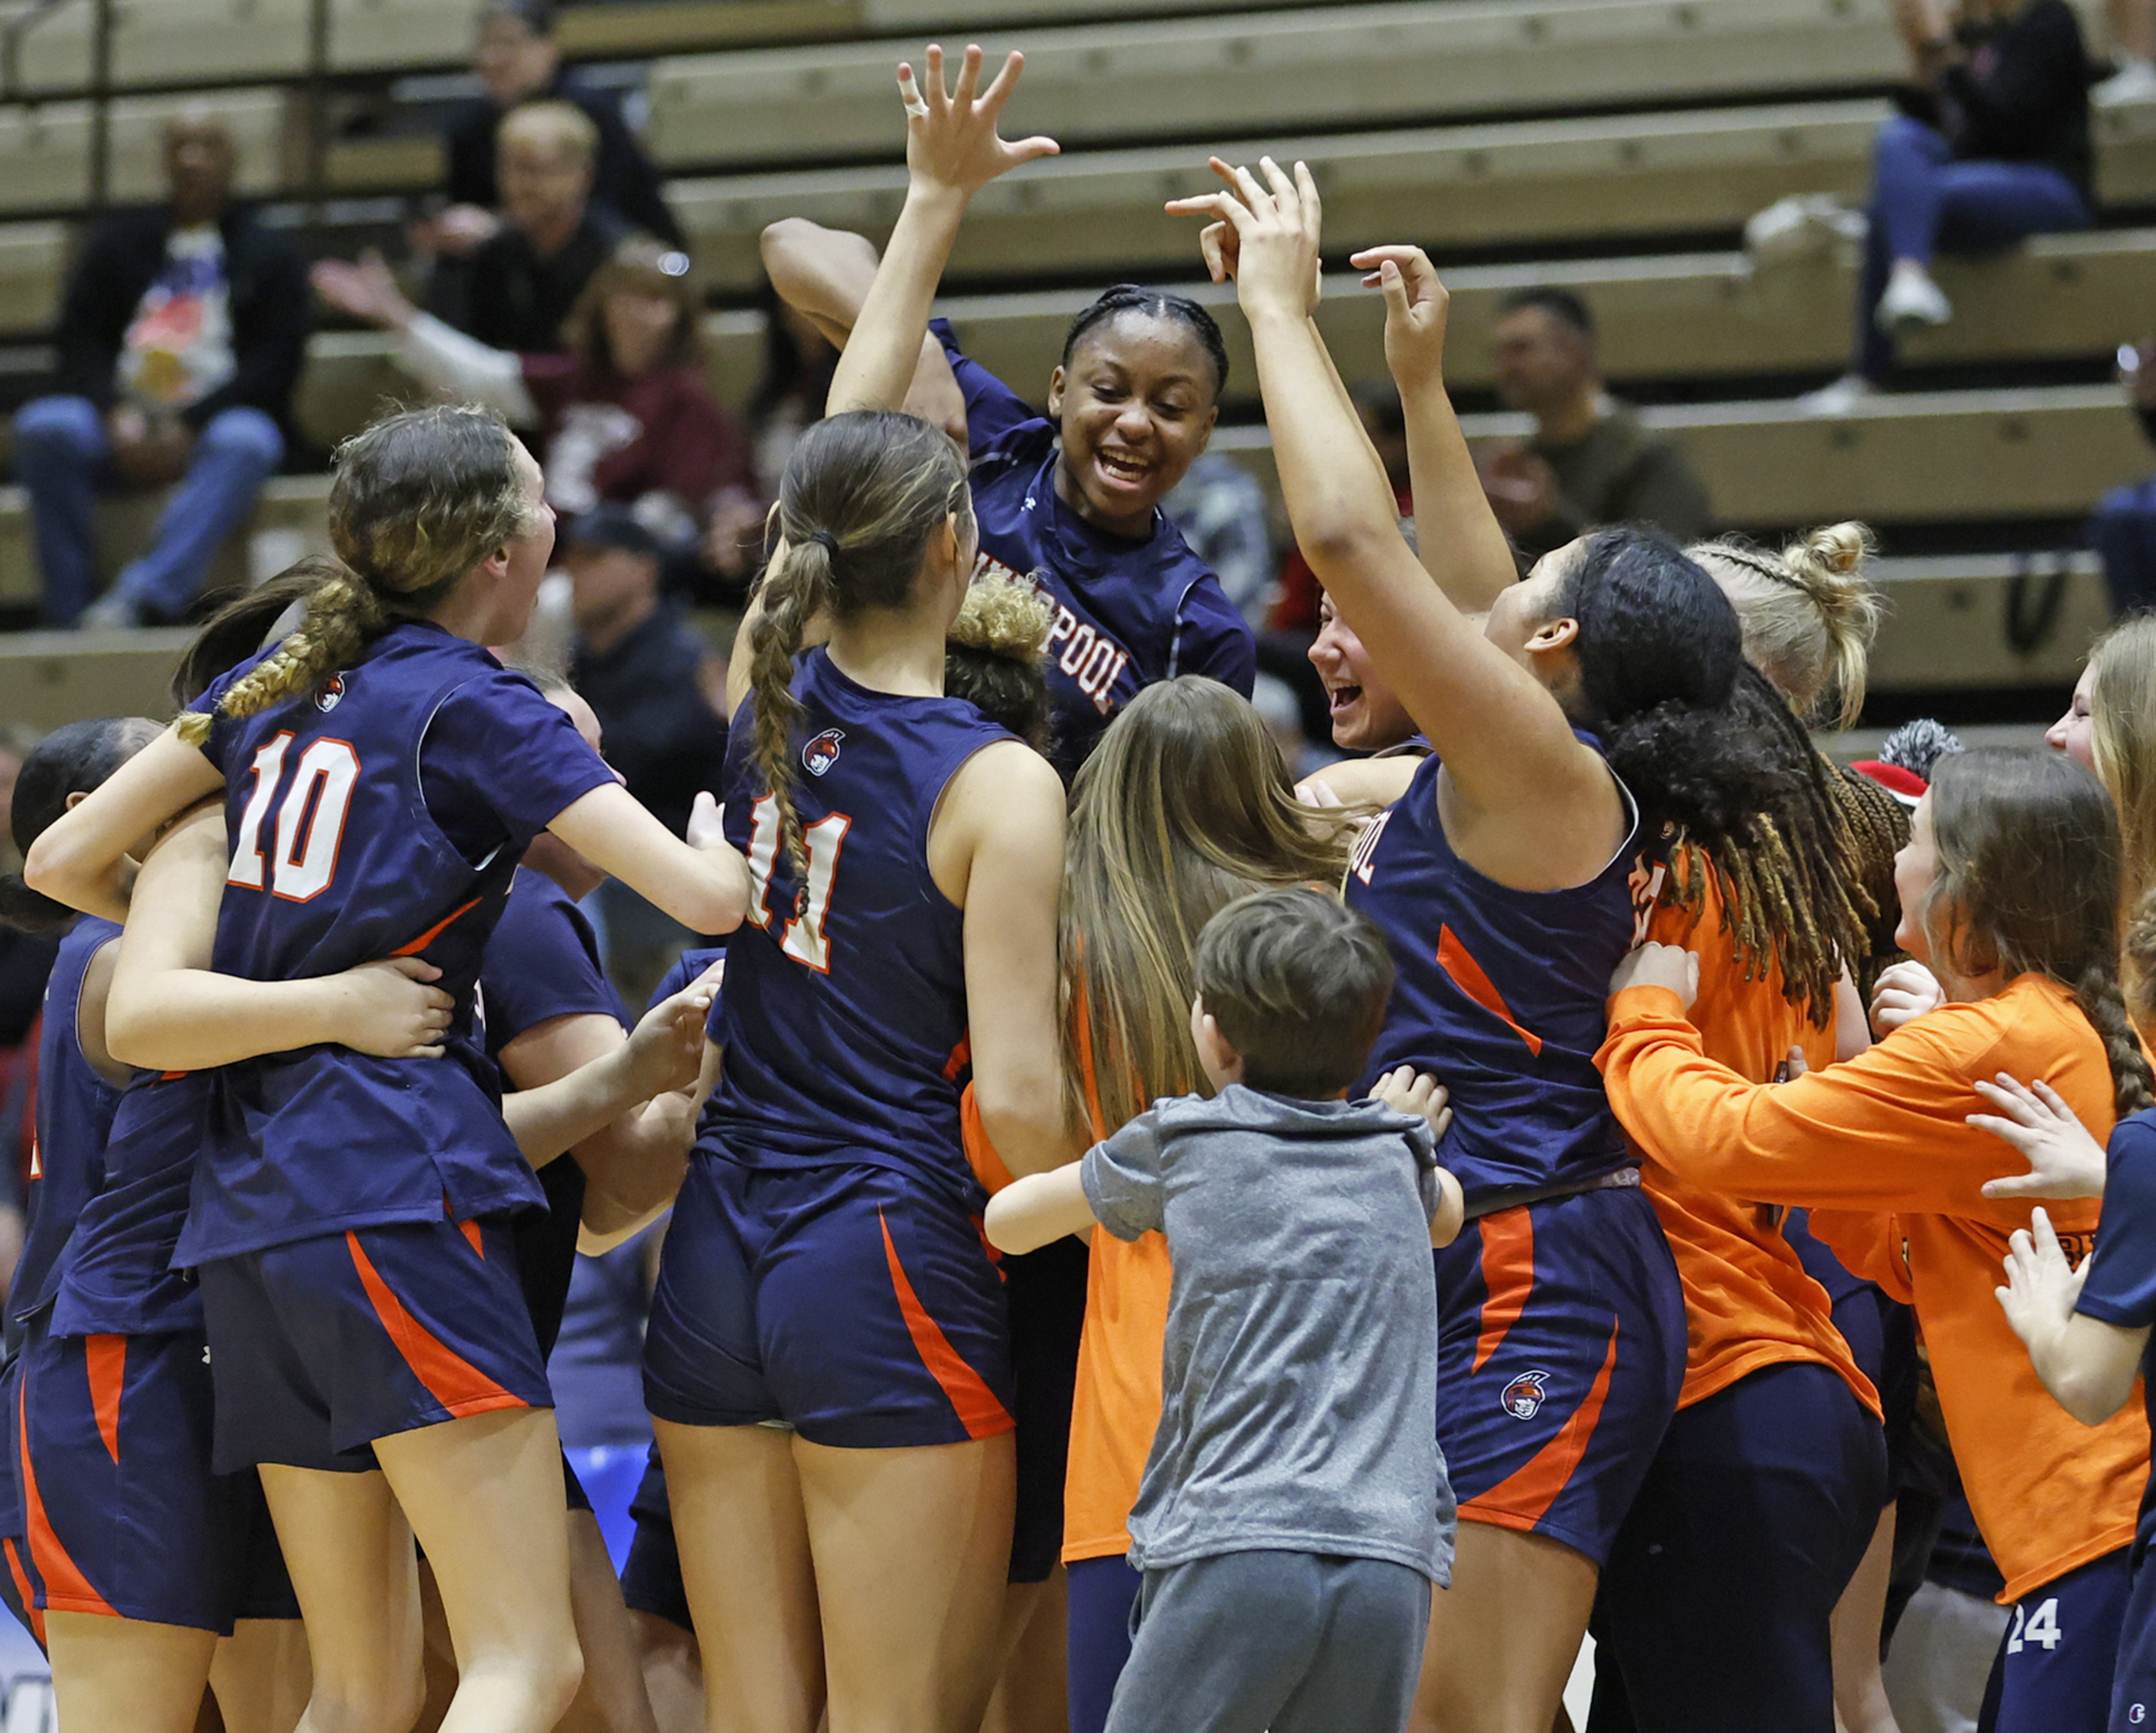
[802,728,845,776]
[314,675,346,713]
[2128,1706,2145,1724]
[1501,1371,1551,1420]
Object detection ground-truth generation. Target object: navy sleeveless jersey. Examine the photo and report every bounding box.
[10,916,125,1345]
[178,621,615,1265]
[52,1069,214,1337]
[933,321,1255,778]
[704,648,1012,1203]
[478,866,630,1359]
[1345,746,1661,1205]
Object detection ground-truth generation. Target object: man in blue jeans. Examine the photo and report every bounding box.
[14,111,309,627]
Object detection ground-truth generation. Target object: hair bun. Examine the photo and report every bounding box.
[948,573,1053,665]
[1783,522,1876,598]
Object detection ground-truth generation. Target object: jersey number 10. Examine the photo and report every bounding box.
[227,732,361,902]
[743,794,850,974]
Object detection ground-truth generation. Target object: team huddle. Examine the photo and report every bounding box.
[1,40,2152,1733]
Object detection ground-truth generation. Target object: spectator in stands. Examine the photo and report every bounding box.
[562,504,730,1002]
[315,235,756,568]
[429,101,631,355]
[426,0,682,256]
[1802,0,2092,415]
[13,113,307,629]
[1476,286,1713,561]
[2086,338,2156,615]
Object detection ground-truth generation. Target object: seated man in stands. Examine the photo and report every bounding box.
[13,111,307,629]
[428,101,630,354]
[1475,286,1713,562]
[425,0,682,256]
[2089,337,2156,615]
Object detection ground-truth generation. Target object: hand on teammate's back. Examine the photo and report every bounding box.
[327,956,455,1059]
[1607,940,1700,1009]
[896,43,1058,203]
[1973,1073,2110,1202]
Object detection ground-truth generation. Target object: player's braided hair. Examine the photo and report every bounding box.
[748,410,971,883]
[175,405,540,746]
[1827,763,1911,994]
[1660,667,1872,1028]
[1925,749,2155,1119]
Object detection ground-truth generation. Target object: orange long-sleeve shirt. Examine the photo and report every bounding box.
[1640,883,1878,1416]
[1598,974,2149,1601]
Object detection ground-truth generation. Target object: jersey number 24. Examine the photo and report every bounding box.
[744,794,850,973]
[227,732,360,902]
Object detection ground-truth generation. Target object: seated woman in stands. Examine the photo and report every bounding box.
[1804,0,2091,415]
[312,235,759,586]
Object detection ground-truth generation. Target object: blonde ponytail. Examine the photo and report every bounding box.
[1689,523,1880,728]
[746,538,836,883]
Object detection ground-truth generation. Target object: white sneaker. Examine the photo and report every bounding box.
[77,590,146,630]
[1878,265,1954,333]
[2095,57,2156,105]
[1797,375,1879,416]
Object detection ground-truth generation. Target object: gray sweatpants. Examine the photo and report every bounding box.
[1102,1549,1433,1733]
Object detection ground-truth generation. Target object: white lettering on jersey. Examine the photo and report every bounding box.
[969,553,1133,715]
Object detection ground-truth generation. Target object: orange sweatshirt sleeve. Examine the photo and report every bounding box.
[1805,1209,1915,1303]
[1599,982,2094,1230]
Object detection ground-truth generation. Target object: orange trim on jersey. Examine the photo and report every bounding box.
[389,897,483,958]
[1471,1210,1536,1376]
[1463,1321,1619,1531]
[18,1382,113,1617]
[3,1539,44,1648]
[943,1034,972,1083]
[1437,927,1544,1058]
[878,1214,1013,1440]
[344,1232,529,1421]
[83,1337,125,1466]
[458,1219,484,1259]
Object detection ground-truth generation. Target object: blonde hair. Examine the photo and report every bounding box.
[1061,678,1366,1135]
[2091,614,2156,923]
[749,410,971,882]
[498,99,597,168]
[1688,523,1880,728]
[177,404,538,743]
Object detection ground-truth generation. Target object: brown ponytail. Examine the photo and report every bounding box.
[750,410,972,884]
[1926,749,2155,1119]
[177,404,540,743]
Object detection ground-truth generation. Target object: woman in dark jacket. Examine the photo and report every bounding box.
[1805,0,2092,412]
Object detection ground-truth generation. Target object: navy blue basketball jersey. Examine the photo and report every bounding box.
[934,322,1255,779]
[10,917,125,1345]
[177,621,615,1266]
[705,647,1013,1203]
[1346,746,1662,1205]
[51,1069,214,1338]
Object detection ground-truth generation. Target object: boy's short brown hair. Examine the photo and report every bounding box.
[1192,886,1395,1099]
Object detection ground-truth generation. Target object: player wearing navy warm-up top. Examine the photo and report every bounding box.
[24,404,749,1733]
[1165,158,1848,1733]
[642,84,1076,1724]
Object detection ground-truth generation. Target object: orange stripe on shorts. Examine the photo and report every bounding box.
[878,1213,1013,1441]
[345,1231,528,1422]
[1463,1320,1621,1531]
[1471,1210,1536,1376]
[3,1538,44,1648]
[18,1381,113,1617]
[83,1337,125,1466]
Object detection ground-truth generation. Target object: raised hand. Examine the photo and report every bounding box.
[1348,244,1451,393]
[1165,156,1324,322]
[897,43,1059,202]
[310,250,416,333]
[1608,941,1700,1009]
[1973,1073,2109,1202]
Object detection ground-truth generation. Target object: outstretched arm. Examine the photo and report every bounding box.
[826,43,1057,417]
[1168,161,1608,845]
[547,783,749,937]
[985,1163,1095,1254]
[499,984,710,1171]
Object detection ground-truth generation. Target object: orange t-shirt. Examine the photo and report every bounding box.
[1639,880,1879,1416]
[1598,974,2150,1601]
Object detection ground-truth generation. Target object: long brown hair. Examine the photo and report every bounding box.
[1924,749,2154,1118]
[748,410,970,882]
[176,405,538,743]
[561,236,702,374]
[2090,614,2156,919]
[1061,676,1365,1134]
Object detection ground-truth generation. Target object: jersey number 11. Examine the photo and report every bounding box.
[743,794,850,974]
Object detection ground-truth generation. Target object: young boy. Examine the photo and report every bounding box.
[986,885,1464,1733]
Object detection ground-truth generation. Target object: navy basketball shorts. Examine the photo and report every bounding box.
[644,1155,1015,1449]
[2109,1548,2156,1730]
[196,1215,553,1474]
[619,1443,692,1633]
[1588,1360,1890,1733]
[1435,1184,1685,1565]
[1977,1547,2130,1733]
[17,1314,298,1633]
[1005,1235,1089,1585]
